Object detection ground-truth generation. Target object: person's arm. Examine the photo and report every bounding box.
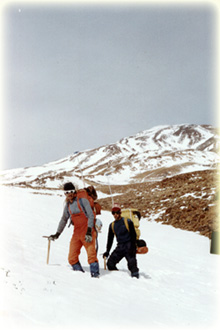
[128,220,137,254]
[128,220,137,244]
[56,204,70,234]
[80,198,95,242]
[49,204,70,240]
[105,224,114,255]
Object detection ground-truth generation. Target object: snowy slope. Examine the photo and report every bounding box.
[0,186,220,329]
[0,124,219,188]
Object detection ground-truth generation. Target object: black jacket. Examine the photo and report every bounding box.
[106,217,137,253]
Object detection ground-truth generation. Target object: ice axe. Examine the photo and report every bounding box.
[42,236,53,264]
[100,253,107,270]
[104,256,107,270]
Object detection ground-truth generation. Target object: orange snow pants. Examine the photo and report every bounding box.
[68,201,98,266]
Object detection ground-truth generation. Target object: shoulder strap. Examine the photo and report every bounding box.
[68,203,72,215]
[78,198,86,214]
[111,221,115,235]
[68,199,84,215]
[123,218,130,232]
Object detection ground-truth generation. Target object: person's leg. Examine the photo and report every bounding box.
[83,230,99,277]
[125,243,139,278]
[107,244,124,271]
[68,234,84,271]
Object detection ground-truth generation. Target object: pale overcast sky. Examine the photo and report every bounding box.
[0,1,218,170]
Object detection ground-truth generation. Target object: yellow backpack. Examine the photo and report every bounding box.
[111,208,141,239]
[121,208,141,240]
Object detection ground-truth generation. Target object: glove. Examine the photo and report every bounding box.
[85,227,92,243]
[49,232,60,240]
[103,251,109,258]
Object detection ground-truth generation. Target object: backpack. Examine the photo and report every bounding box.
[121,208,141,239]
[111,208,148,254]
[77,186,101,215]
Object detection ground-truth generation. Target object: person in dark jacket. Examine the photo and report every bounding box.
[103,205,139,278]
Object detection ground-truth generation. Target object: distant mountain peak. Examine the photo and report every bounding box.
[0,124,219,189]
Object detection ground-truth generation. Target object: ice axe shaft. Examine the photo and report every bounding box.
[99,253,107,270]
[43,236,52,264]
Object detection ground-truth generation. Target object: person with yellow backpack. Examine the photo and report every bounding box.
[103,204,139,278]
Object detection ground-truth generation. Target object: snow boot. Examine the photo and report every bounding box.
[90,261,100,278]
[131,271,139,279]
[71,262,85,272]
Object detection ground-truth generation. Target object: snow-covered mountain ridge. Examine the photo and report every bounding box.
[1,124,219,189]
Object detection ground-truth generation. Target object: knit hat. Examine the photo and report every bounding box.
[63,182,76,192]
[112,203,121,213]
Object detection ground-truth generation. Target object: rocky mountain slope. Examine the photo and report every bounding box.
[0,124,219,238]
[97,169,219,239]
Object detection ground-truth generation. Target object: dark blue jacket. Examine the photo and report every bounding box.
[106,217,137,253]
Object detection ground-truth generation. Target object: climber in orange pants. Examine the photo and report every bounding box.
[49,182,100,277]
[68,199,98,266]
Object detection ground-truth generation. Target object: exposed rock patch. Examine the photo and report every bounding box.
[97,169,219,238]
